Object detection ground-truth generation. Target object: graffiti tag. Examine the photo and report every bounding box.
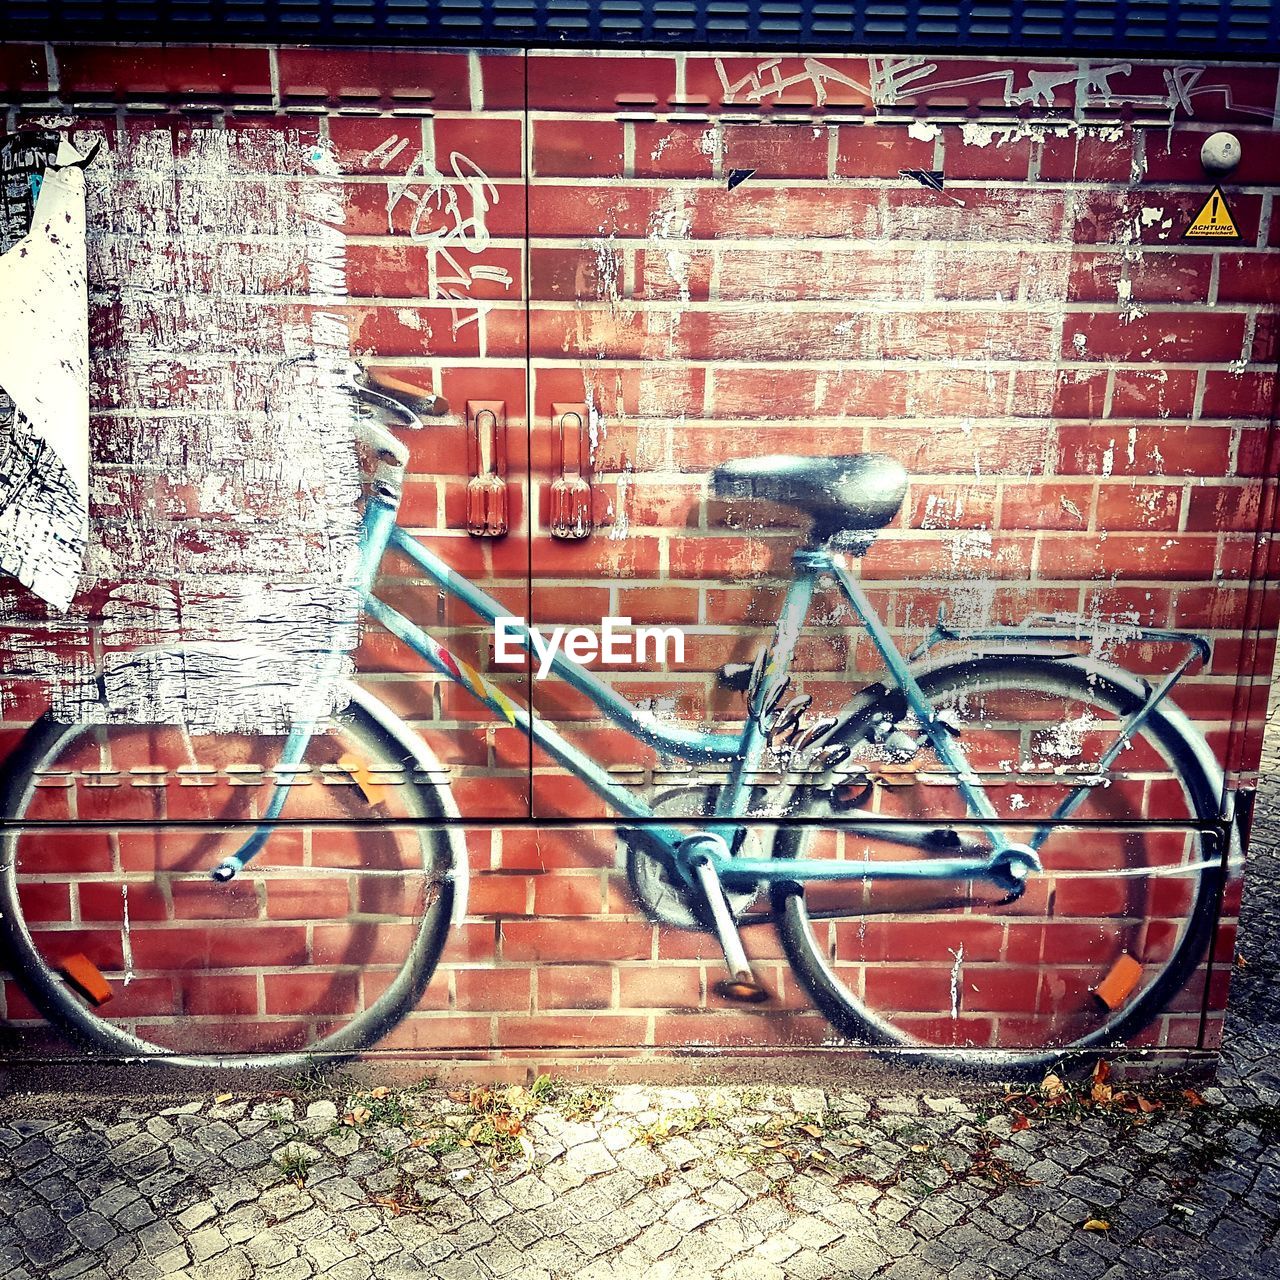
[714,55,1276,124]
[371,137,512,335]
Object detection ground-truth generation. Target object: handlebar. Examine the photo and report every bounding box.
[355,365,449,421]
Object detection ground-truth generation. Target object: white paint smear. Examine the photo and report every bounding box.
[0,139,90,611]
[4,125,362,734]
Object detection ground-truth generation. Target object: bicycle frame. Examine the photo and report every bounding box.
[219,486,1209,899]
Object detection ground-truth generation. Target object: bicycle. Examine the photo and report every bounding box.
[0,366,1233,1069]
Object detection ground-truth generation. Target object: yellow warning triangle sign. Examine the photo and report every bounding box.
[1184,186,1242,241]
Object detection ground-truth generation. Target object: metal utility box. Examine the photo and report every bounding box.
[0,34,1275,1076]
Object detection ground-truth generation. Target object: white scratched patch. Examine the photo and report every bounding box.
[4,124,361,734]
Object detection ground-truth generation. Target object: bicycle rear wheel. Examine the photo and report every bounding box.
[0,688,463,1068]
[772,654,1227,1067]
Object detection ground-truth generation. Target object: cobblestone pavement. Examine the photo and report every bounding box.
[1,747,1277,1279]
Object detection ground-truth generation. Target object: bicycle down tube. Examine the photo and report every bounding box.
[221,492,1036,889]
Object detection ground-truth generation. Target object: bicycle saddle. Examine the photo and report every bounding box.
[711,453,908,544]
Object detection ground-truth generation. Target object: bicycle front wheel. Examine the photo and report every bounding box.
[772,654,1227,1067]
[0,687,462,1068]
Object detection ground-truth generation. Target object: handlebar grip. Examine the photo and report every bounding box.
[361,366,449,417]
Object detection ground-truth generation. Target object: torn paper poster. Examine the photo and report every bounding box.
[41,124,362,735]
[0,132,90,612]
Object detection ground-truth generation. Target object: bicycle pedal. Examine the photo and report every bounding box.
[713,977,772,1004]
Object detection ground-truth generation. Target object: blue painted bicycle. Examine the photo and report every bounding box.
[0,366,1230,1067]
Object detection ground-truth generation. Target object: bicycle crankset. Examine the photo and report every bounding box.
[621,788,763,930]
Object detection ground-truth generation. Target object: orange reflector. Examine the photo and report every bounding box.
[59,953,113,1006]
[1093,953,1143,1011]
[338,754,386,806]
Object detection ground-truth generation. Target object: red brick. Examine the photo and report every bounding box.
[835,124,934,178]
[14,831,112,874]
[455,968,531,1012]
[883,189,1066,242]
[1186,484,1263,533]
[129,926,309,971]
[1112,64,1278,125]
[910,483,999,531]
[633,124,716,179]
[1095,483,1184,531]
[532,874,607,916]
[536,965,612,1011]
[719,123,831,179]
[496,1014,648,1048]
[533,120,625,178]
[1011,368,1108,419]
[266,879,352,921]
[1069,252,1212,304]
[619,967,703,1009]
[1039,130,1133,183]
[170,880,262,921]
[527,54,677,110]
[264,971,360,1015]
[1217,253,1280,304]
[1201,370,1277,419]
[999,482,1094,531]
[501,920,652,963]
[1110,369,1199,421]
[933,252,1023,302]
[1055,425,1231,477]
[468,875,533,917]
[1062,311,1245,363]
[17,881,72,923]
[327,117,428,175]
[377,1015,493,1051]
[181,974,259,1018]
[1037,534,1221,581]
[861,965,955,1014]
[716,248,932,302]
[941,128,1032,180]
[436,117,525,180]
[56,45,272,101]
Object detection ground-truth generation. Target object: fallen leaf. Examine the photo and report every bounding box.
[1091,1082,1113,1105]
[1137,1096,1161,1114]
[344,1106,371,1127]
[1040,1073,1065,1099]
[369,1086,391,1099]
[910,1144,929,1153]
[1083,1219,1110,1232]
[1011,1114,1031,1133]
[797,1124,823,1138]
[214,1093,233,1104]
[1183,1089,1207,1107]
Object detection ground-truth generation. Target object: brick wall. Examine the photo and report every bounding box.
[0,45,1276,1069]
